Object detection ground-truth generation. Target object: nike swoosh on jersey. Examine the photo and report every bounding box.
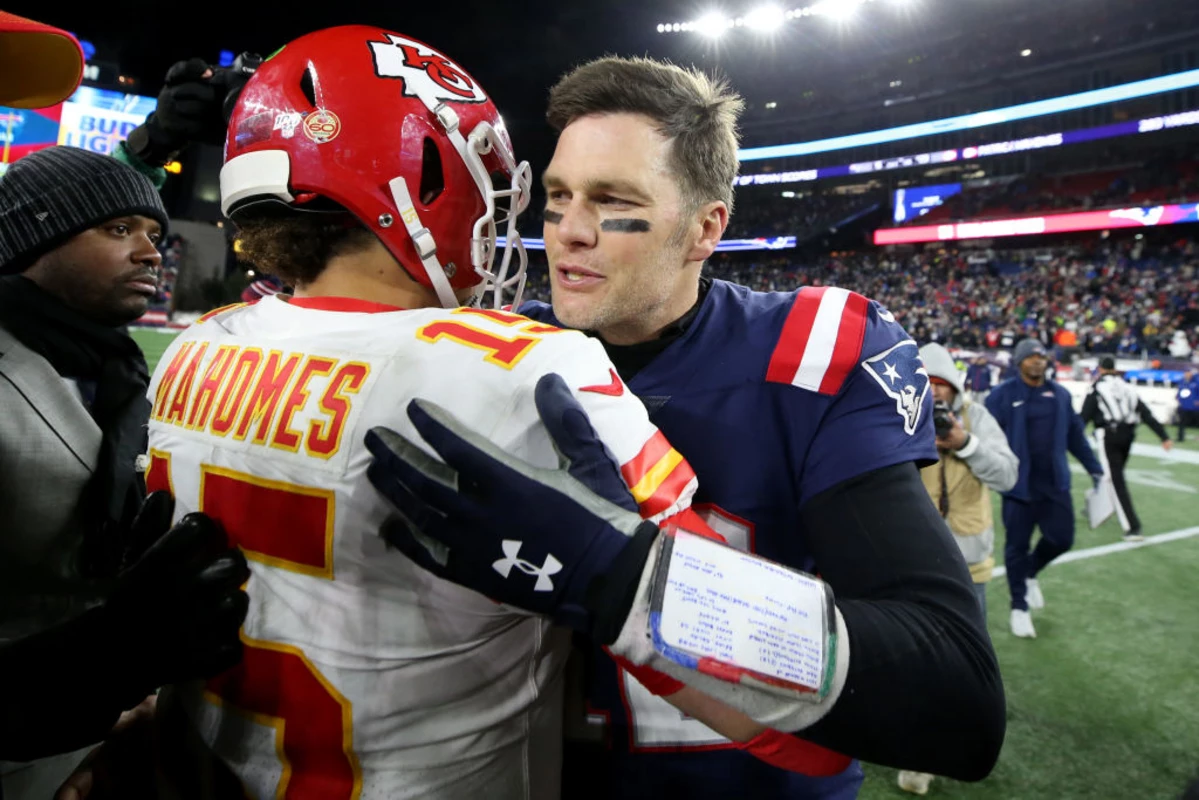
[580,368,625,397]
[1013,400,1025,407]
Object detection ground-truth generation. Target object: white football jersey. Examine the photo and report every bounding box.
[144,296,697,800]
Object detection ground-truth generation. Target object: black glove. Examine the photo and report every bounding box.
[0,494,250,761]
[365,374,660,642]
[100,492,251,701]
[125,54,260,166]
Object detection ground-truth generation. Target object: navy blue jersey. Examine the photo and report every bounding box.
[523,280,937,799]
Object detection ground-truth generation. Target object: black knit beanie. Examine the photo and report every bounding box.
[0,146,168,273]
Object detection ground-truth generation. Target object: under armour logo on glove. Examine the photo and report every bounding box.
[493,540,562,591]
[364,372,660,638]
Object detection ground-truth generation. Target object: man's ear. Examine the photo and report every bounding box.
[683,201,728,263]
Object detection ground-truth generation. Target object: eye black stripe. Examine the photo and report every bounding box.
[600,219,651,233]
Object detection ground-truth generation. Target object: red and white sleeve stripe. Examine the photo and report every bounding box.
[765,287,870,396]
[619,431,698,520]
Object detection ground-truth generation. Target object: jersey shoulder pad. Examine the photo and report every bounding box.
[764,286,871,396]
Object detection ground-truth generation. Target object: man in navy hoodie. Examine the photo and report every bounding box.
[986,339,1104,639]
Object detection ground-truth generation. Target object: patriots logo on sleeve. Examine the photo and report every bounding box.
[861,340,930,435]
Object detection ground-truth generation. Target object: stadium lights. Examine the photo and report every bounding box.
[696,13,733,37]
[745,4,786,32]
[656,0,880,34]
[1021,48,1032,57]
[811,0,856,19]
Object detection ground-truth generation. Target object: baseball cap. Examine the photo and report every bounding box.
[0,11,84,109]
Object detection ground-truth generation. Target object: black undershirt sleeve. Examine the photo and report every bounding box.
[797,462,1005,782]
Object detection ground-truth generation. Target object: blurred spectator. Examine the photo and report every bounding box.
[1177,370,1199,442]
[985,340,1104,640]
[966,355,993,400]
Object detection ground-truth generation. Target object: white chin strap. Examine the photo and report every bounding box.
[387,87,532,310]
[388,176,461,309]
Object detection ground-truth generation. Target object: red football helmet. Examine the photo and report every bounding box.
[220,26,530,308]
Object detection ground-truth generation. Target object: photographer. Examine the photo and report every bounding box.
[899,344,1018,796]
[117,54,259,184]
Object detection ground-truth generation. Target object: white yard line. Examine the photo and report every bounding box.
[1067,462,1196,493]
[1129,443,1199,465]
[992,525,1199,578]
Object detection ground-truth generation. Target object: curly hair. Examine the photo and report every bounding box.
[234,214,378,288]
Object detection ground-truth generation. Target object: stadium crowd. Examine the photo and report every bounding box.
[523,238,1199,359]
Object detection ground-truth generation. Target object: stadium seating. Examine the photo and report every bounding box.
[522,242,1199,359]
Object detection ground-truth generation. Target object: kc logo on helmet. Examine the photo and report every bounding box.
[369,33,488,104]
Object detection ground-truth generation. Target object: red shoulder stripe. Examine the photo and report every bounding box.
[765,287,826,385]
[817,291,870,394]
[766,287,870,396]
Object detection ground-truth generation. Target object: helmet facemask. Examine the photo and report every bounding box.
[466,121,531,310]
[388,101,531,311]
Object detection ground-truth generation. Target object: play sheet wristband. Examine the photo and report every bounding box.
[649,527,837,699]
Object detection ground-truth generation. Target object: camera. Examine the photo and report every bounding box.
[933,401,954,438]
[221,52,264,121]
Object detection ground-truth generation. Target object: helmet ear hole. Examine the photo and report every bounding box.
[300,67,317,108]
[420,137,445,205]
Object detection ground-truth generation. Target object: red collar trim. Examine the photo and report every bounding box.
[286,296,407,313]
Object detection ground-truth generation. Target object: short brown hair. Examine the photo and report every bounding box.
[235,214,377,287]
[547,56,744,212]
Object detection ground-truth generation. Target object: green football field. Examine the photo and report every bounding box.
[131,327,1199,799]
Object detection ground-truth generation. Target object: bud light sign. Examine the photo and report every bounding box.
[57,86,156,155]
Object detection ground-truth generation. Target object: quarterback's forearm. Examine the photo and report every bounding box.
[662,687,765,742]
[618,658,853,776]
[603,468,999,779]
[799,463,1004,781]
[607,526,852,736]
